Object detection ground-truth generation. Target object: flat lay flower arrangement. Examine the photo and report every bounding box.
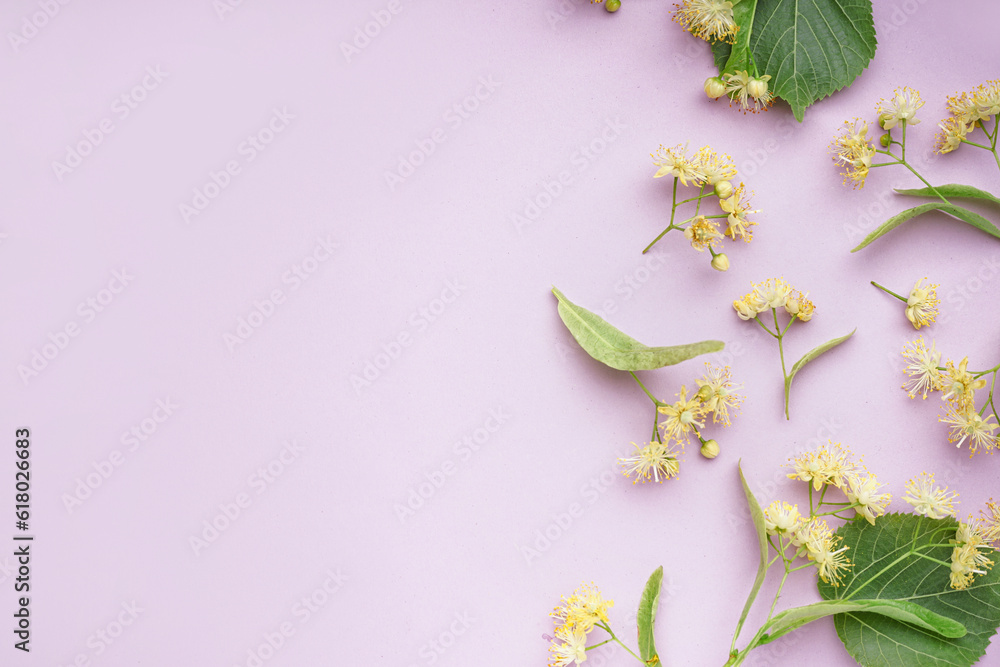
[541,12,1000,662]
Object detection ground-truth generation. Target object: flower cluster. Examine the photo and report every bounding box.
[830,119,878,188]
[547,583,615,666]
[733,277,814,322]
[937,79,1000,157]
[673,0,738,43]
[620,364,743,483]
[900,337,999,457]
[704,71,773,113]
[647,143,760,268]
[871,277,939,329]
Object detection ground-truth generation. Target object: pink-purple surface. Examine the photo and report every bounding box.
[3,1,1000,665]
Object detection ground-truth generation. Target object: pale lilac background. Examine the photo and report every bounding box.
[2,1,1000,665]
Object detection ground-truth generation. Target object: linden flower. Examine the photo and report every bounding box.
[787,441,858,492]
[903,472,958,520]
[905,278,939,329]
[732,297,757,321]
[942,357,988,409]
[548,626,588,667]
[551,583,614,633]
[673,0,738,43]
[940,404,998,457]
[652,144,705,186]
[947,89,990,125]
[618,440,682,484]
[900,337,943,400]
[763,501,803,536]
[792,517,834,555]
[694,363,743,426]
[723,71,772,113]
[658,387,707,439]
[749,277,794,311]
[972,80,1000,117]
[844,472,891,525]
[683,216,724,252]
[877,86,924,129]
[810,535,852,586]
[785,290,815,322]
[979,500,1000,544]
[935,117,970,154]
[830,119,877,188]
[693,146,737,185]
[718,183,759,242]
[949,522,995,590]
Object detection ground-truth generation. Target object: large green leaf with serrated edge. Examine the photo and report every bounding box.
[818,513,1000,667]
[551,287,724,371]
[637,566,663,664]
[709,0,876,121]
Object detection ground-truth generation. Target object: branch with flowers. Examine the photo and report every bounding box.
[646,143,759,271]
[551,287,744,477]
[832,83,1000,253]
[732,278,855,420]
[871,277,939,330]
[901,337,1000,458]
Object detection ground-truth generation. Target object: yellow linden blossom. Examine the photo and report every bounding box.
[902,472,958,520]
[784,290,815,322]
[618,440,682,484]
[979,500,1000,544]
[876,86,924,129]
[905,278,939,329]
[749,277,794,311]
[830,119,877,188]
[718,183,759,242]
[763,501,803,536]
[949,522,995,590]
[652,143,705,186]
[972,80,1000,117]
[942,357,988,409]
[900,337,944,400]
[551,583,614,633]
[694,363,744,426]
[940,403,998,457]
[787,441,859,492]
[733,297,757,321]
[723,71,772,113]
[683,216,724,252]
[548,625,588,667]
[935,116,970,154]
[658,387,706,440]
[809,534,852,586]
[673,0,738,44]
[693,146,737,185]
[844,472,891,525]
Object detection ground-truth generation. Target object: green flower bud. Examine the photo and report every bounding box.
[714,179,734,199]
[704,77,726,100]
[711,253,730,272]
[880,133,891,147]
[700,439,720,459]
[747,78,768,100]
[605,0,621,11]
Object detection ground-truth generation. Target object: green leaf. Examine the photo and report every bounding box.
[784,329,855,418]
[895,183,1000,207]
[637,566,663,664]
[761,599,966,645]
[850,202,1000,252]
[551,287,724,371]
[719,0,757,74]
[818,513,1000,667]
[731,463,770,646]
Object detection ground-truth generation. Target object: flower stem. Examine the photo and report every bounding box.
[596,623,645,663]
[630,371,661,406]
[774,308,790,420]
[643,178,680,254]
[871,281,908,302]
